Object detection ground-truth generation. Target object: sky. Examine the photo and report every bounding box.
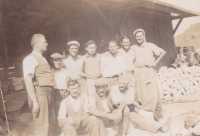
[160,0,200,36]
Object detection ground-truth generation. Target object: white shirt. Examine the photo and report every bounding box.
[58,93,89,119]
[23,51,48,78]
[53,68,69,90]
[88,96,111,113]
[101,52,125,77]
[110,85,135,106]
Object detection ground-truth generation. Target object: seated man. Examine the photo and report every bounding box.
[88,78,130,136]
[57,80,107,136]
[107,75,172,134]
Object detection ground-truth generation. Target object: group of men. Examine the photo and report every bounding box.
[23,28,171,136]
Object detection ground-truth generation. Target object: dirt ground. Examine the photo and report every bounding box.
[1,92,200,136]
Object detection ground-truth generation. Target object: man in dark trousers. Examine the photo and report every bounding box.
[23,34,55,136]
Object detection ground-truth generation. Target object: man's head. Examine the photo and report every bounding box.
[108,41,119,54]
[133,29,145,44]
[66,41,80,57]
[94,78,108,98]
[50,53,63,70]
[118,75,129,92]
[31,34,48,53]
[85,40,97,55]
[121,36,131,50]
[67,80,80,98]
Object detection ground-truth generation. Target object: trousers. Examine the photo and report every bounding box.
[61,115,107,136]
[28,86,55,136]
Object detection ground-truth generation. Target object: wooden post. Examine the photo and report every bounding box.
[172,18,183,35]
[0,0,8,92]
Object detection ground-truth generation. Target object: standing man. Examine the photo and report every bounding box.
[131,29,166,121]
[23,34,55,136]
[101,40,126,90]
[63,41,88,94]
[108,75,171,134]
[88,78,130,136]
[118,36,136,87]
[57,80,107,136]
[83,40,102,95]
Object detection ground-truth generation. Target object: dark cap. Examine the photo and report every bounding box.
[85,40,96,48]
[50,53,63,59]
[67,41,80,47]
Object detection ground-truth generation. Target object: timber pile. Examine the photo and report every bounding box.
[157,66,200,103]
[9,77,25,91]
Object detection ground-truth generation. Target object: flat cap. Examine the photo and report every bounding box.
[118,75,129,83]
[133,28,145,36]
[67,41,80,47]
[85,40,96,47]
[50,53,63,59]
[94,78,108,87]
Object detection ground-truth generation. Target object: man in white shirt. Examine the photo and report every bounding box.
[108,75,172,133]
[23,34,55,136]
[63,41,88,94]
[58,80,107,136]
[88,78,130,136]
[118,36,135,87]
[101,40,126,90]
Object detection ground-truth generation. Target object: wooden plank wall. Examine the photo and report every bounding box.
[44,3,176,69]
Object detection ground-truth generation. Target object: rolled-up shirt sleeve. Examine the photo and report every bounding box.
[58,101,67,119]
[149,43,163,56]
[23,56,38,78]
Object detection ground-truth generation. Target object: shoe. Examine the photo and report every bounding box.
[161,115,172,133]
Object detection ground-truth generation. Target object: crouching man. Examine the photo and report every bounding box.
[108,75,172,134]
[57,80,107,136]
[88,78,130,136]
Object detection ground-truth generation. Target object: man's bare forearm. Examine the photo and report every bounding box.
[155,50,166,64]
[24,75,37,102]
[80,112,90,122]
[89,107,108,118]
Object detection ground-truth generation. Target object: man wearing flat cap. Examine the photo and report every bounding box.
[131,28,166,122]
[83,40,102,95]
[63,41,88,94]
[88,78,129,136]
[107,75,171,134]
[23,34,55,136]
[50,53,70,113]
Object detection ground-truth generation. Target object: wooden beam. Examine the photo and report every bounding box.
[172,18,183,35]
[91,3,112,30]
[171,14,194,20]
[115,7,131,33]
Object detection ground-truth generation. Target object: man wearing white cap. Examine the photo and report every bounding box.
[101,40,126,90]
[118,36,135,87]
[63,41,88,94]
[131,29,166,121]
[83,40,102,95]
[107,75,171,134]
[23,34,55,136]
[88,78,130,136]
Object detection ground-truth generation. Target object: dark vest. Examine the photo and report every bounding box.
[63,93,85,118]
[30,53,54,87]
[91,92,106,112]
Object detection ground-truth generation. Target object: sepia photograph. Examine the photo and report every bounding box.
[0,0,200,136]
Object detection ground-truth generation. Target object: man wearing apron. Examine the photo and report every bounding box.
[131,29,166,121]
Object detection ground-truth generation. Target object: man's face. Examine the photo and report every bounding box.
[36,37,48,52]
[68,83,80,98]
[68,45,79,57]
[118,80,128,91]
[108,42,118,54]
[85,44,97,55]
[121,39,131,50]
[96,86,107,97]
[135,32,145,44]
[52,59,62,69]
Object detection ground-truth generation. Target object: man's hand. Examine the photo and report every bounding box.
[106,112,122,124]
[146,61,157,68]
[66,117,75,125]
[74,118,81,129]
[33,101,40,116]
